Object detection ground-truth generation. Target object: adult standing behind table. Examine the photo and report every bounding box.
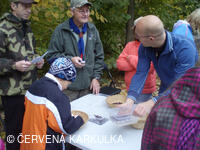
[119,15,198,117]
[116,17,156,103]
[46,0,104,101]
[0,0,44,150]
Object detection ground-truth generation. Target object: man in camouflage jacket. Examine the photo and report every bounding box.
[0,0,44,150]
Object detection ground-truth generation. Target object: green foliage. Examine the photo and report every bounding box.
[30,0,69,76]
[1,0,200,73]
[0,0,9,16]
[31,0,70,55]
[91,0,130,69]
[134,0,200,31]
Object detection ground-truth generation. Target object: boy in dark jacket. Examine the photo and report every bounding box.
[20,57,84,150]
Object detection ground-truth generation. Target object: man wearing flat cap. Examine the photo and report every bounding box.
[46,0,104,101]
[0,0,44,150]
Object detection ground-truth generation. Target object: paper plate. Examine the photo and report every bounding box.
[71,110,89,124]
[106,94,126,108]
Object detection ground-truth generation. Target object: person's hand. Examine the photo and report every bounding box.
[133,99,155,117]
[117,98,134,115]
[36,58,44,69]
[90,78,100,94]
[14,60,32,72]
[71,57,85,68]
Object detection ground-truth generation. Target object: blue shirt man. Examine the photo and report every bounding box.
[119,15,198,117]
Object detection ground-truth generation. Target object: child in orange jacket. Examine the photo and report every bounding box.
[20,58,84,150]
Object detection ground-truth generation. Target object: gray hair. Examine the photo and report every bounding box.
[186,8,200,35]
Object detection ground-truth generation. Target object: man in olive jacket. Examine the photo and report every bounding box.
[0,0,44,150]
[46,0,104,101]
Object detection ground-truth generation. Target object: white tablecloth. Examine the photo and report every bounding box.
[66,94,143,150]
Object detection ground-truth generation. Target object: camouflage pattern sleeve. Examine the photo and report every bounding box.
[0,30,15,75]
[0,13,38,96]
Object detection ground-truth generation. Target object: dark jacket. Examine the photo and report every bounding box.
[21,73,84,150]
[46,19,104,90]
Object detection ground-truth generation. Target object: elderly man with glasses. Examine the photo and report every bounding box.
[46,0,104,101]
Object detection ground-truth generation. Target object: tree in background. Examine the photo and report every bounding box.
[91,0,130,69]
[0,0,9,16]
[126,0,200,42]
[126,0,135,43]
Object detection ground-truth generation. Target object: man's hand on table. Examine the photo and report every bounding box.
[117,98,155,117]
[117,98,134,115]
[133,99,155,117]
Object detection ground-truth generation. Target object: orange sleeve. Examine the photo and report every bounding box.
[116,41,139,71]
[47,110,64,135]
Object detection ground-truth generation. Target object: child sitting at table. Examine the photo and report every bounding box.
[20,57,84,150]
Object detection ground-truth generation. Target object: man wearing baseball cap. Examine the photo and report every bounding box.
[0,0,44,150]
[9,0,37,4]
[70,0,92,9]
[46,0,104,101]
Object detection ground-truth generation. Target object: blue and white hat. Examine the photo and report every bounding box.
[48,57,76,82]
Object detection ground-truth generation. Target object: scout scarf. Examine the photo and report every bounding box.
[69,18,87,59]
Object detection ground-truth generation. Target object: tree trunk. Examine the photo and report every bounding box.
[125,0,135,44]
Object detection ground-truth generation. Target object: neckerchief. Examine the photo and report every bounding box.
[69,18,87,60]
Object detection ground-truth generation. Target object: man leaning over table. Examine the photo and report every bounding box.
[119,15,198,117]
[46,0,104,101]
[0,0,44,150]
[116,17,156,103]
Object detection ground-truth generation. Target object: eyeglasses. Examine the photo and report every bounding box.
[75,9,90,15]
[136,30,164,39]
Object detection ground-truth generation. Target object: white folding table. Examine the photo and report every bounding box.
[66,94,143,150]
